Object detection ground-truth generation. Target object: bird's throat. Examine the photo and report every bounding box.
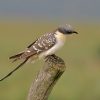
[55,31,66,43]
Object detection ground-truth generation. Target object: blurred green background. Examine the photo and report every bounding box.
[0,0,100,100]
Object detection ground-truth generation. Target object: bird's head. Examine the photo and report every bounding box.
[57,24,78,35]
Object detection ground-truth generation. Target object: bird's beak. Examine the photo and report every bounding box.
[73,31,78,34]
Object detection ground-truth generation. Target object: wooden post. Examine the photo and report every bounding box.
[27,54,66,100]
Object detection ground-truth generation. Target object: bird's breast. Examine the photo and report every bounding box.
[43,36,65,57]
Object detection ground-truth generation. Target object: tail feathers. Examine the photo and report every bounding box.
[0,58,29,81]
[9,52,24,62]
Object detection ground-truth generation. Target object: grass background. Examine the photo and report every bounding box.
[0,20,100,100]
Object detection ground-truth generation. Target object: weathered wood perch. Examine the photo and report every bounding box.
[27,54,66,100]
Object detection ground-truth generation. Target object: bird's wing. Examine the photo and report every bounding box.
[10,32,56,60]
[25,32,56,56]
[27,40,37,48]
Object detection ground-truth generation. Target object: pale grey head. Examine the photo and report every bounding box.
[57,24,78,35]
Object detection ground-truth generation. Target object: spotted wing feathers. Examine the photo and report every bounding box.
[9,32,56,61]
[27,33,56,54]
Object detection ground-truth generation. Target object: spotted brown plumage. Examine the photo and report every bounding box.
[11,32,56,61]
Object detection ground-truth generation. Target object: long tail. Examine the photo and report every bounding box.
[0,58,29,81]
[9,52,24,62]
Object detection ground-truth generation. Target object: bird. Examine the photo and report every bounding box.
[0,24,78,81]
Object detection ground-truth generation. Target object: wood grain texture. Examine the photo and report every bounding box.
[27,54,66,100]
